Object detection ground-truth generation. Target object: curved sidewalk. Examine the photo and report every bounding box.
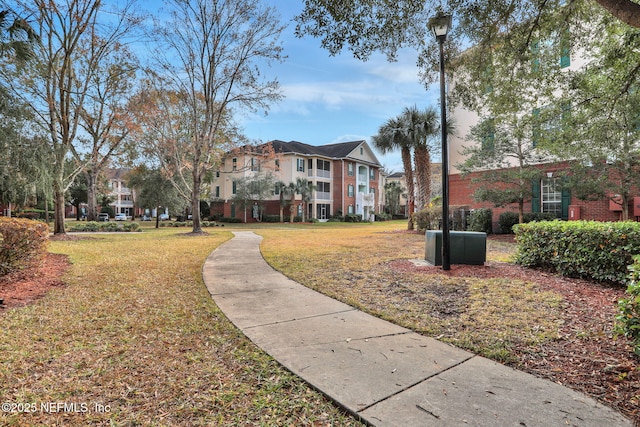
[202,231,632,427]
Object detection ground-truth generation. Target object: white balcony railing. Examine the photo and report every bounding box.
[316,191,331,200]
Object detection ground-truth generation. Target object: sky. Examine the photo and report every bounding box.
[236,0,441,174]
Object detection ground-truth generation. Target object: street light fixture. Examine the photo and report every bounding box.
[429,11,452,270]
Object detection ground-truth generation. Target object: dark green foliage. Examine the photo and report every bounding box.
[262,215,281,223]
[469,208,493,233]
[499,211,558,233]
[616,256,640,357]
[69,221,140,232]
[514,221,640,285]
[498,212,520,234]
[218,217,242,223]
[414,206,441,232]
[344,214,363,223]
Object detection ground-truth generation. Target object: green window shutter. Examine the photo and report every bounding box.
[560,29,570,68]
[481,118,495,151]
[561,188,571,220]
[531,40,540,72]
[531,179,541,213]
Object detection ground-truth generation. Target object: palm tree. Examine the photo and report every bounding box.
[0,9,38,62]
[373,116,416,230]
[287,181,298,223]
[276,180,287,223]
[296,177,317,222]
[402,105,440,210]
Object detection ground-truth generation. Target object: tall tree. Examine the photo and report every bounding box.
[551,15,640,220]
[373,116,415,229]
[0,0,140,234]
[127,165,181,228]
[295,1,640,68]
[149,0,285,234]
[77,39,140,221]
[402,105,440,210]
[384,180,404,216]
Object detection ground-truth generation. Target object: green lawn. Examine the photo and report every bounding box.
[0,226,363,426]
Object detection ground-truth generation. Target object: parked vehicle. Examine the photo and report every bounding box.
[115,213,127,221]
[98,213,110,222]
[159,213,169,220]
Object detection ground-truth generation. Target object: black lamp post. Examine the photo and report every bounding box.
[429,12,452,270]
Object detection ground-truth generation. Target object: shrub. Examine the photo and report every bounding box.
[414,206,441,231]
[344,214,362,223]
[375,213,391,221]
[219,217,242,223]
[468,208,493,234]
[262,215,281,223]
[122,222,140,232]
[498,212,520,234]
[0,217,50,276]
[514,220,640,285]
[616,256,640,356]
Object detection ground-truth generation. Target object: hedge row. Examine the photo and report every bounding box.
[70,221,140,232]
[0,217,50,277]
[616,256,640,356]
[514,220,640,285]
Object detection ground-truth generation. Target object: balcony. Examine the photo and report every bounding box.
[316,191,331,200]
[357,192,375,207]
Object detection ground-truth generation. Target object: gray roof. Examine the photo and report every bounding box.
[269,140,364,159]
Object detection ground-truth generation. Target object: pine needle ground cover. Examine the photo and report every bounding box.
[0,228,362,426]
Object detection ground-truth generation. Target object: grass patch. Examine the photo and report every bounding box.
[0,228,363,426]
[258,223,564,362]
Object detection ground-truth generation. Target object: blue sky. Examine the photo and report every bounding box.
[237,0,441,173]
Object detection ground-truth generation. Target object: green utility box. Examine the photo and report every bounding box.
[425,230,487,266]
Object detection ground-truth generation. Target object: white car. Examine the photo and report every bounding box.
[115,213,127,221]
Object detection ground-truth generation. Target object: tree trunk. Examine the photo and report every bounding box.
[86,170,99,221]
[401,147,415,230]
[53,181,66,235]
[289,195,296,223]
[191,174,203,233]
[414,146,431,211]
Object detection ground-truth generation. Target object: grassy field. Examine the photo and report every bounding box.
[257,220,564,362]
[0,226,363,426]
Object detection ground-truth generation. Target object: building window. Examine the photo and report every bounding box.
[251,157,260,172]
[541,178,562,217]
[347,163,354,176]
[232,158,237,171]
[216,171,220,178]
[348,205,354,214]
[215,186,220,198]
[297,158,305,172]
[232,180,237,195]
[317,182,330,200]
[360,147,363,155]
[348,184,354,197]
[274,184,280,195]
[317,159,330,178]
[275,159,280,171]
[369,168,375,180]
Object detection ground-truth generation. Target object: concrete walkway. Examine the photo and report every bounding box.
[202,231,633,427]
